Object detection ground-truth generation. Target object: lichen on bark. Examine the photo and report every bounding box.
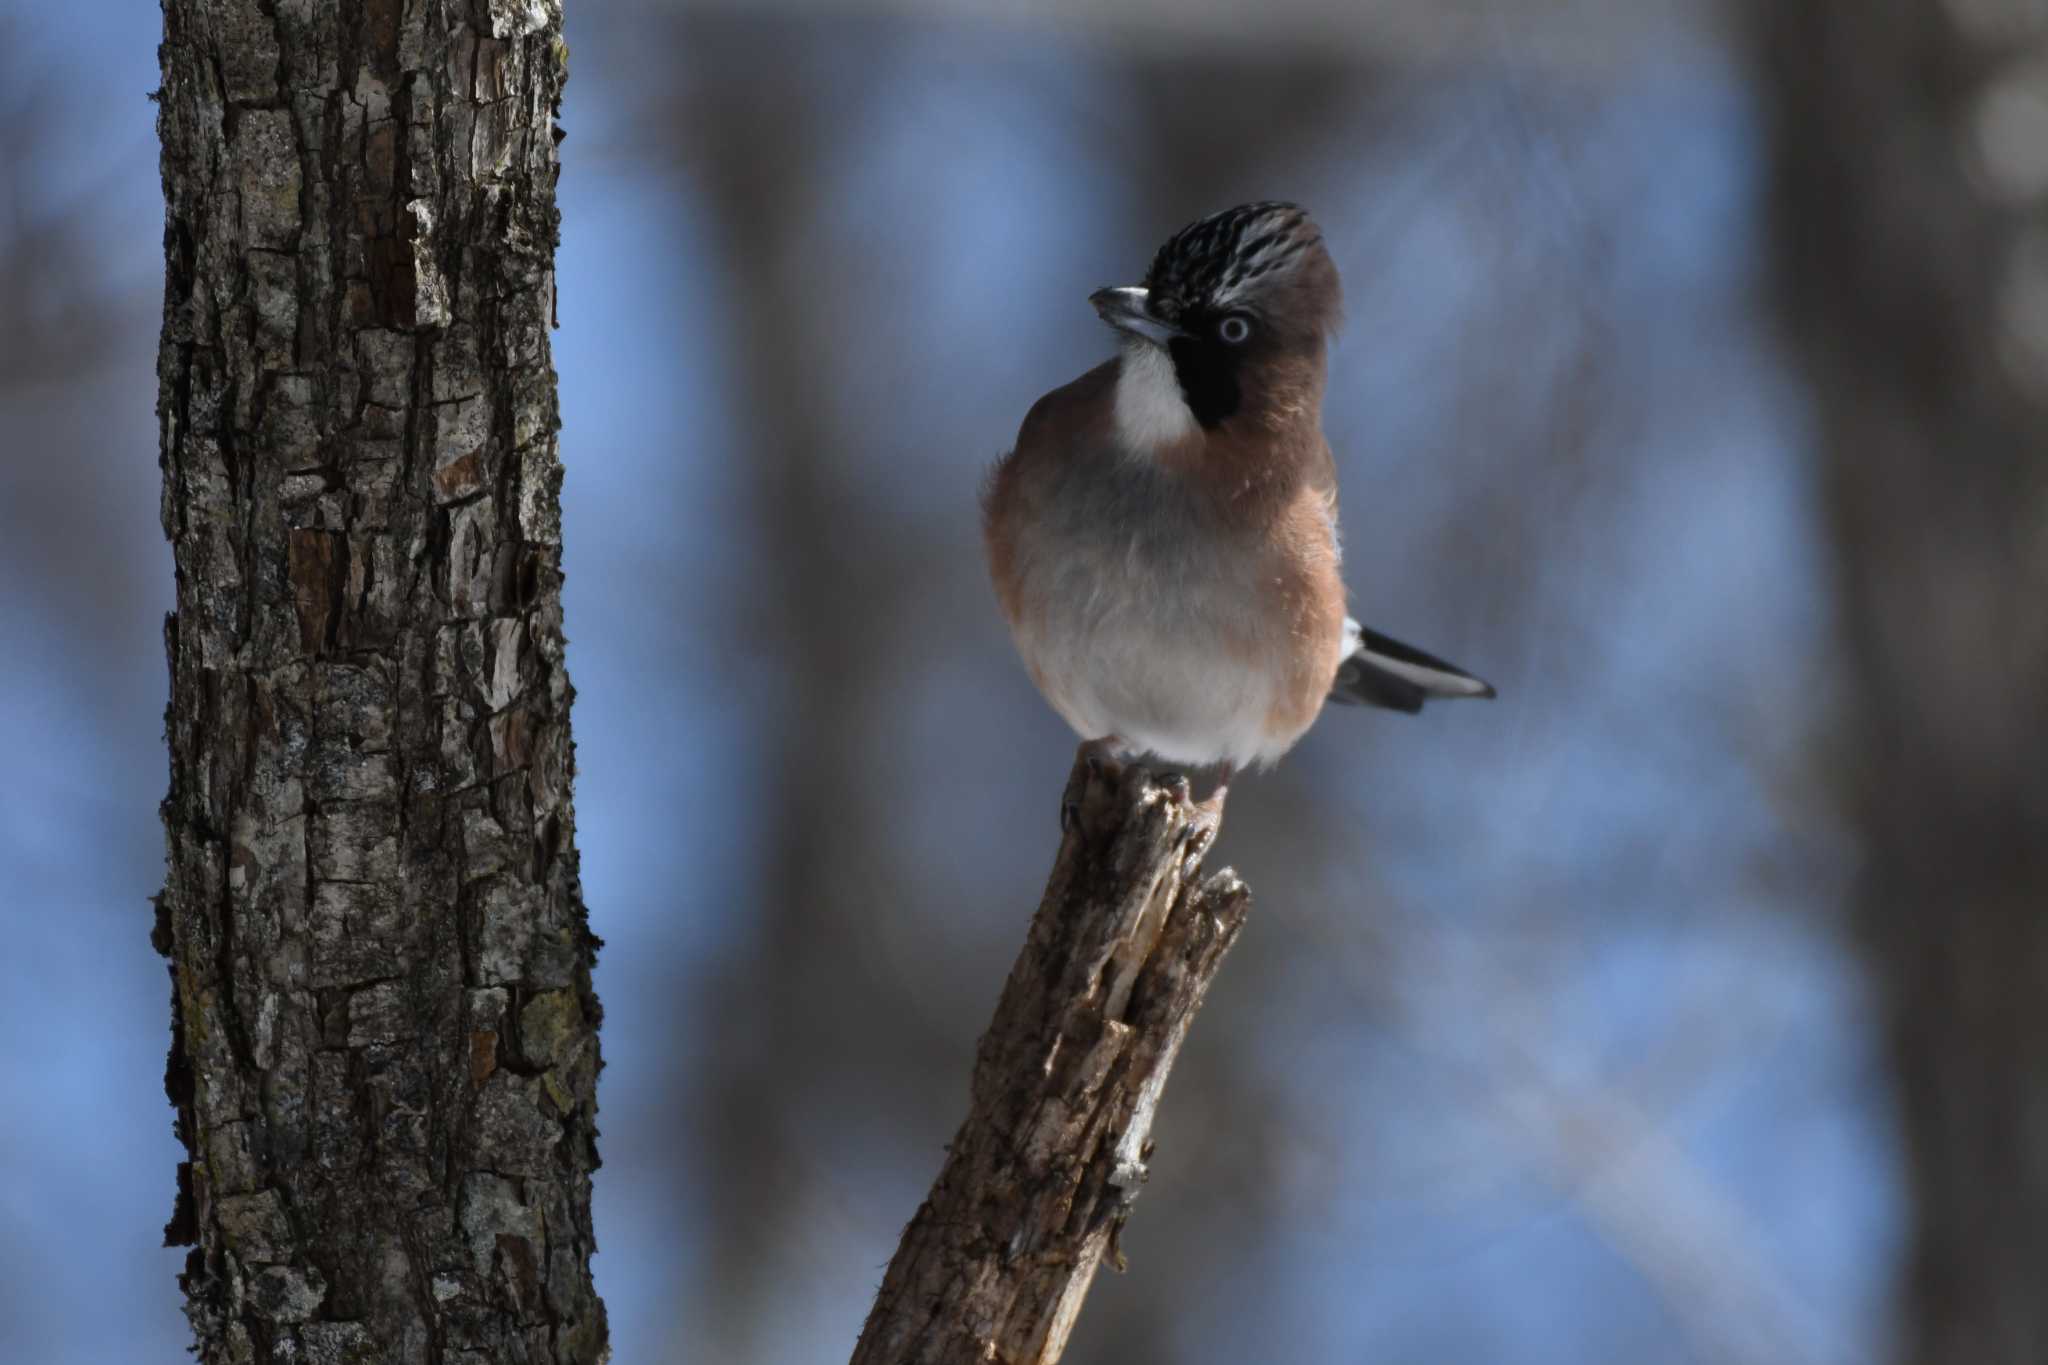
[155,2,603,1361]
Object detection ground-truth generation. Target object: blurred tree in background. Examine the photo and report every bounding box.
[1763,1,2048,1361]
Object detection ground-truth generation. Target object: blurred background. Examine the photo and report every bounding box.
[16,0,2048,1361]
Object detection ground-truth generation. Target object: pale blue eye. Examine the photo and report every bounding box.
[1218,315,1252,344]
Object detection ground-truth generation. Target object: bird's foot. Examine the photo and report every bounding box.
[1187,765,1233,857]
[1063,737,1128,832]
[1079,736,1125,778]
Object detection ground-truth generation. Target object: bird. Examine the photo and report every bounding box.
[982,201,1493,804]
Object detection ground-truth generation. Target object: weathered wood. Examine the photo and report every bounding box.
[850,749,1250,1365]
[154,2,604,1361]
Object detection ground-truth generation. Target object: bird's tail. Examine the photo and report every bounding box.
[1328,618,1496,714]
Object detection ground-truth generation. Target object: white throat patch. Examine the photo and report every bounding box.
[1112,341,1197,455]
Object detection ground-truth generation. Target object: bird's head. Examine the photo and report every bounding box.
[1092,202,1341,440]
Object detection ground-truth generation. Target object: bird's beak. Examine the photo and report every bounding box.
[1090,286,1187,346]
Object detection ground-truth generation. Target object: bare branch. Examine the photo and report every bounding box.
[850,748,1250,1365]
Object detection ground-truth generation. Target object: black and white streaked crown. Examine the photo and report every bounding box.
[1142,201,1323,316]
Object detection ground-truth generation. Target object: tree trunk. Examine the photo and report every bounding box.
[153,3,604,1361]
[1759,5,2048,1362]
[850,751,1250,1365]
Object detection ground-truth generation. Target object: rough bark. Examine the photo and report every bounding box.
[153,3,604,1362]
[850,751,1251,1365]
[1758,5,2048,1362]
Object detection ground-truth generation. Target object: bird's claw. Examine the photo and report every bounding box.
[1066,738,1127,833]
[1186,800,1223,858]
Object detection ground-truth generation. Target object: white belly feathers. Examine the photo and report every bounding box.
[1010,518,1311,770]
